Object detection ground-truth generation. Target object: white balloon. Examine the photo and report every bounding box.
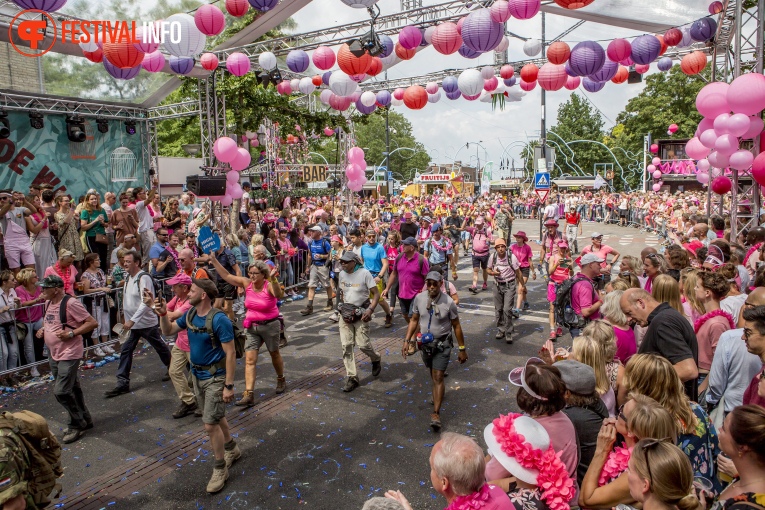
[495,36,509,53]
[523,38,542,57]
[329,72,357,97]
[481,66,495,80]
[391,97,404,106]
[259,51,277,70]
[79,40,98,52]
[424,26,436,44]
[290,78,300,91]
[360,91,377,107]
[457,68,484,96]
[245,130,256,139]
[298,77,316,95]
[163,13,206,57]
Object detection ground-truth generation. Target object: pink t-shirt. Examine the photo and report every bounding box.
[468,227,493,256]
[394,252,430,299]
[697,314,732,371]
[244,281,279,323]
[44,265,78,296]
[385,245,401,273]
[612,325,636,364]
[511,243,532,268]
[43,297,92,361]
[581,243,615,270]
[14,285,42,323]
[167,296,192,352]
[571,275,601,320]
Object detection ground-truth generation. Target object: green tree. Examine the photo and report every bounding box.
[548,93,608,178]
[315,110,430,182]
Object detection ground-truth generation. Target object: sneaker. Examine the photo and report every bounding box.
[94,347,106,358]
[30,366,40,378]
[555,327,563,338]
[468,286,478,294]
[329,311,340,323]
[62,428,85,444]
[224,445,241,469]
[384,314,393,328]
[371,361,381,377]
[522,301,530,311]
[206,465,229,493]
[342,376,359,393]
[481,282,488,290]
[549,330,558,340]
[102,345,116,355]
[104,385,130,398]
[430,413,442,432]
[511,309,521,319]
[276,376,286,394]
[495,332,505,340]
[300,305,313,316]
[194,407,203,417]
[172,401,198,419]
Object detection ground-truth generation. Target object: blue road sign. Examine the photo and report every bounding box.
[534,172,550,189]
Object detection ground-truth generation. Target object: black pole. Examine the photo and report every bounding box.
[334,128,341,215]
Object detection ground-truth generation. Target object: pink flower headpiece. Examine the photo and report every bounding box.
[489,414,574,510]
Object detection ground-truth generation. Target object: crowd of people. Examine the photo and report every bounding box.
[0,182,764,510]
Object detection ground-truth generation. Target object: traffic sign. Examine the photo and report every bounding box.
[535,189,549,202]
[534,172,550,189]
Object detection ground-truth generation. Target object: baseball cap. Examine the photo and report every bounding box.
[580,253,604,265]
[432,223,442,232]
[404,212,413,219]
[309,225,322,232]
[401,237,418,247]
[166,273,192,286]
[192,278,218,300]
[557,240,569,248]
[37,275,64,288]
[554,360,596,395]
[590,232,603,238]
[339,251,360,263]
[475,216,485,225]
[425,270,443,282]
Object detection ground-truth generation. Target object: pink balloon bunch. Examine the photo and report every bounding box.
[213,136,239,163]
[346,146,368,192]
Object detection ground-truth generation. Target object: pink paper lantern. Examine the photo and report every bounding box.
[752,151,765,187]
[398,25,422,50]
[537,63,567,91]
[729,149,754,170]
[500,64,514,79]
[635,64,650,74]
[133,24,160,53]
[564,75,580,90]
[195,4,226,36]
[484,76,498,92]
[727,73,765,116]
[711,175,732,194]
[200,53,219,71]
[312,46,336,71]
[393,88,405,100]
[606,39,631,63]
[226,52,251,76]
[432,22,462,55]
[490,0,512,22]
[142,51,165,73]
[520,79,536,91]
[507,0,541,20]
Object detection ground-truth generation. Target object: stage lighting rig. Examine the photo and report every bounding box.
[65,115,86,143]
[96,118,109,133]
[125,119,137,135]
[0,112,9,139]
[348,4,384,57]
[269,68,283,84]
[29,112,44,130]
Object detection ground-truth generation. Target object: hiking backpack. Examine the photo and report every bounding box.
[186,307,246,359]
[553,274,597,329]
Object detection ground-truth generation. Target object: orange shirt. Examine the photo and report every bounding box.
[180,266,208,279]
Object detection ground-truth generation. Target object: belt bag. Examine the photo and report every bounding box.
[192,358,226,377]
[422,333,452,352]
[338,299,370,324]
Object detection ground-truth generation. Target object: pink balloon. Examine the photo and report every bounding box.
[221,195,233,206]
[668,123,678,133]
[652,157,661,166]
[647,164,656,172]
[347,147,365,163]
[650,144,658,153]
[727,73,765,116]
[685,137,711,160]
[711,175,732,195]
[697,159,711,172]
[707,150,729,168]
[729,149,754,170]
[699,129,718,149]
[743,116,765,139]
[652,170,662,179]
[752,151,765,187]
[714,133,739,156]
[713,113,731,135]
[229,148,251,171]
[698,117,715,133]
[697,172,710,184]
[226,170,240,184]
[345,163,362,181]
[652,183,661,192]
[727,113,751,137]
[697,93,731,118]
[696,82,730,114]
[214,137,239,163]
[231,184,244,199]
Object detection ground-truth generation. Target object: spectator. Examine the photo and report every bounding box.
[740,305,765,407]
[642,253,667,293]
[719,263,747,322]
[0,270,20,373]
[627,440,702,510]
[600,290,636,364]
[713,405,765,505]
[79,252,115,357]
[44,249,78,297]
[79,191,109,269]
[54,195,84,267]
[572,330,618,415]
[652,274,684,315]
[14,268,45,376]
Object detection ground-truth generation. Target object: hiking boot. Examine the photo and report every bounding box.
[495,332,505,340]
[300,305,313,316]
[323,301,334,312]
[104,385,130,398]
[275,376,286,394]
[384,314,393,328]
[162,369,171,382]
[342,376,359,393]
[172,401,198,419]
[62,428,85,444]
[206,465,229,493]
[224,445,241,469]
[371,361,381,377]
[235,390,255,407]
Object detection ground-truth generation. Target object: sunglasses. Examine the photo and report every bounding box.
[638,438,670,485]
[617,404,628,422]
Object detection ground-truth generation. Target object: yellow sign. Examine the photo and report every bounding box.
[300,165,329,183]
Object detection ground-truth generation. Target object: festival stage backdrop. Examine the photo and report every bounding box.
[0,112,146,198]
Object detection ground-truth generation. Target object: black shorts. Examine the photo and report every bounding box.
[217,281,237,300]
[472,254,489,269]
[421,342,452,371]
[520,266,530,278]
[399,297,414,316]
[619,209,628,218]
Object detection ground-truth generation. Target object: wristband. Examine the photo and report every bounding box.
[158,312,167,317]
[458,346,466,351]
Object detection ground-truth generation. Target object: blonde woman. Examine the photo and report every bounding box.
[652,274,684,315]
[162,198,182,235]
[583,319,625,408]
[619,255,642,276]
[600,290,636,364]
[249,234,264,266]
[573,334,617,416]
[627,440,702,510]
[681,269,706,324]
[624,353,721,490]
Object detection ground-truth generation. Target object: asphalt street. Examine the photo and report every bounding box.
[1,219,653,510]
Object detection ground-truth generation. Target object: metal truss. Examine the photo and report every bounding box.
[146,101,200,120]
[142,119,157,190]
[0,91,146,119]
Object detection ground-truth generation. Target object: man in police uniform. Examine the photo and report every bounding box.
[402,271,467,432]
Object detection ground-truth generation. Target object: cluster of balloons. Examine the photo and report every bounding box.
[683,73,765,192]
[346,147,368,192]
[211,136,251,205]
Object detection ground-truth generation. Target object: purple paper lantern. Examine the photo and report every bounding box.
[630,34,662,65]
[442,76,459,93]
[582,77,605,92]
[104,59,140,80]
[507,0,540,19]
[657,56,673,72]
[322,71,332,86]
[568,41,605,77]
[378,35,394,58]
[286,50,310,73]
[248,0,278,11]
[398,25,422,50]
[170,56,195,75]
[142,51,165,73]
[690,17,717,42]
[12,0,66,11]
[355,99,376,115]
[588,59,618,82]
[503,77,516,87]
[458,44,481,59]
[446,90,462,100]
[461,9,504,53]
[376,90,392,106]
[564,62,576,77]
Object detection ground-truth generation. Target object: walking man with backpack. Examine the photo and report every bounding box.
[105,250,172,398]
[486,238,525,344]
[336,251,382,393]
[301,226,334,316]
[154,278,241,493]
[564,253,604,338]
[36,275,97,443]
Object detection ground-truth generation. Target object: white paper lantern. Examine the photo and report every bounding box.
[523,38,542,57]
[329,71,357,97]
[391,97,404,107]
[424,26,436,44]
[481,66,495,80]
[290,78,300,91]
[458,68,484,96]
[320,89,333,104]
[258,51,277,70]
[339,0,380,7]
[428,91,441,103]
[163,13,206,58]
[495,36,509,52]
[79,40,99,52]
[298,77,316,94]
[380,52,400,68]
[360,91,377,107]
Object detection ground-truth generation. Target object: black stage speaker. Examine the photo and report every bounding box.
[186,175,227,196]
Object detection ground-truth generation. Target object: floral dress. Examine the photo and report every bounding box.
[678,402,722,493]
[508,487,550,510]
[710,493,765,510]
[55,210,84,261]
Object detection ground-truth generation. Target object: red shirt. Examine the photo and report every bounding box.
[743,367,765,408]
[565,212,580,225]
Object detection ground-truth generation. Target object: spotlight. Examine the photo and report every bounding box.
[257,71,271,87]
[0,112,9,139]
[65,115,86,143]
[29,112,44,130]
[125,119,136,135]
[269,68,283,84]
[349,29,384,57]
[96,118,109,134]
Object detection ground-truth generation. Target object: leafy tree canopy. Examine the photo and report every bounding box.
[548,93,609,178]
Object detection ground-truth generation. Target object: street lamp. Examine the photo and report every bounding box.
[182,144,202,156]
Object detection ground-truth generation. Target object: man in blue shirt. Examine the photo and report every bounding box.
[149,228,170,275]
[360,229,394,328]
[301,225,334,315]
[155,278,240,494]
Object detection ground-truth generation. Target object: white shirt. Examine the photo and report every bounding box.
[134,200,153,233]
[123,272,158,329]
[0,288,17,324]
[543,204,558,220]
